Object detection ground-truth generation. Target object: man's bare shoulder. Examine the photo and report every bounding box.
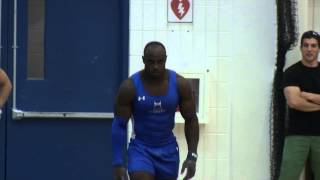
[176,73,192,97]
[119,78,135,90]
[176,73,189,87]
[117,78,135,100]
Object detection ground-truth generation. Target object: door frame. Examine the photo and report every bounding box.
[10,0,129,120]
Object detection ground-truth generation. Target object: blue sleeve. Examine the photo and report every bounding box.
[111,116,128,166]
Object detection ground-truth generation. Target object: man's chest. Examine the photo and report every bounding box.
[299,70,320,92]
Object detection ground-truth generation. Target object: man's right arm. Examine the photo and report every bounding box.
[284,86,320,112]
[112,79,135,180]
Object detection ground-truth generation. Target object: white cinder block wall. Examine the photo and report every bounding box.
[315,0,320,31]
[129,0,275,179]
[230,1,275,180]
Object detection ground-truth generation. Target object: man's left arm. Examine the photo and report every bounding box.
[301,91,320,105]
[177,75,199,180]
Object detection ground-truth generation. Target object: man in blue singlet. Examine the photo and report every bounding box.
[112,41,199,180]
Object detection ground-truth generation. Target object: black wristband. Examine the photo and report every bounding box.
[187,152,198,162]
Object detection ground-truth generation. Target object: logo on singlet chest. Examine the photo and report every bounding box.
[151,100,166,113]
[136,95,167,114]
[138,96,145,101]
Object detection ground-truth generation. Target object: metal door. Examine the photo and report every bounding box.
[1,0,128,179]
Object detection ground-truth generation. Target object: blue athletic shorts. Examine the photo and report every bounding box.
[128,139,180,179]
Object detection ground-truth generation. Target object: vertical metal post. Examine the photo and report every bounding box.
[12,0,17,109]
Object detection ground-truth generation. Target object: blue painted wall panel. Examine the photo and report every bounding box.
[1,0,129,180]
[16,0,125,112]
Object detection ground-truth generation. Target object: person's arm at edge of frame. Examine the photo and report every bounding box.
[177,74,199,180]
[0,69,12,108]
[284,86,320,112]
[112,79,135,180]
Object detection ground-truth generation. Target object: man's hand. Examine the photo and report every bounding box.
[113,166,128,180]
[180,159,196,180]
[300,91,320,104]
[301,91,314,101]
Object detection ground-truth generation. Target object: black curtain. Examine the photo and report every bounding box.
[271,0,298,180]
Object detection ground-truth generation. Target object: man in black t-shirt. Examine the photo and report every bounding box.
[279,31,320,180]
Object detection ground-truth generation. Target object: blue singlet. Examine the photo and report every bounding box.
[128,69,180,179]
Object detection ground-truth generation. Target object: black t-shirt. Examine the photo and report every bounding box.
[283,61,320,135]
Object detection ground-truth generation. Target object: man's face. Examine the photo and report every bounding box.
[143,46,167,78]
[300,38,320,63]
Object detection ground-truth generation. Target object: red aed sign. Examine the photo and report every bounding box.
[168,0,193,22]
[171,0,190,20]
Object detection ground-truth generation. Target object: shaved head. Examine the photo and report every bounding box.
[143,41,166,57]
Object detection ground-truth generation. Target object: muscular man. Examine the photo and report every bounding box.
[279,30,320,180]
[112,41,199,180]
